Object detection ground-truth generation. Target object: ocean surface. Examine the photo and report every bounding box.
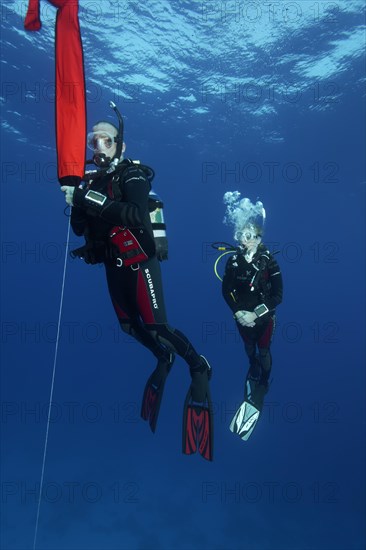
[1,1,365,549]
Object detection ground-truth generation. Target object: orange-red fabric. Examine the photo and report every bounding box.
[24,0,86,183]
[24,0,41,30]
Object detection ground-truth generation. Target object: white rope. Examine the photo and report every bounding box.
[33,216,71,550]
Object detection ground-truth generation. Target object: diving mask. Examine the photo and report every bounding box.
[240,225,261,243]
[87,131,116,154]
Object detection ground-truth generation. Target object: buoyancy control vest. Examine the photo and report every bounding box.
[226,247,274,308]
[71,160,169,264]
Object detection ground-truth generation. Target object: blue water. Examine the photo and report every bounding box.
[1,1,365,549]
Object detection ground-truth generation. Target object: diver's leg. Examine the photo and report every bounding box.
[105,261,175,432]
[237,324,261,380]
[257,316,275,385]
[119,319,170,359]
[104,262,168,359]
[136,258,207,374]
[136,258,213,458]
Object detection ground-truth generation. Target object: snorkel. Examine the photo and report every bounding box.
[109,100,124,165]
[91,101,124,169]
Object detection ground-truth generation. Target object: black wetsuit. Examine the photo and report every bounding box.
[222,244,283,384]
[70,160,205,383]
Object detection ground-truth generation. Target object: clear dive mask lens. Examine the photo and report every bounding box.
[242,229,259,242]
[87,131,115,152]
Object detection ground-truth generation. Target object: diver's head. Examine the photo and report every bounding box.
[224,193,266,238]
[87,121,126,167]
[223,192,266,260]
[237,223,263,248]
[236,223,262,260]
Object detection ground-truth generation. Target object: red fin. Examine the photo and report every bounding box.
[184,406,213,461]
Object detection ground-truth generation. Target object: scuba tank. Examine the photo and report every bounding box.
[148,190,168,261]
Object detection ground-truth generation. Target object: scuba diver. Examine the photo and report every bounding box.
[60,102,213,460]
[218,193,283,440]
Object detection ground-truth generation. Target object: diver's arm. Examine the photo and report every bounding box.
[222,259,241,313]
[264,256,283,311]
[255,256,283,316]
[70,206,88,236]
[72,165,150,227]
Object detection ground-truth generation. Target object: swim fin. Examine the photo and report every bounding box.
[229,399,260,440]
[141,352,175,433]
[182,356,213,461]
[229,377,269,441]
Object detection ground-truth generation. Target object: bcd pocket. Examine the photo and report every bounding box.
[109,226,149,266]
